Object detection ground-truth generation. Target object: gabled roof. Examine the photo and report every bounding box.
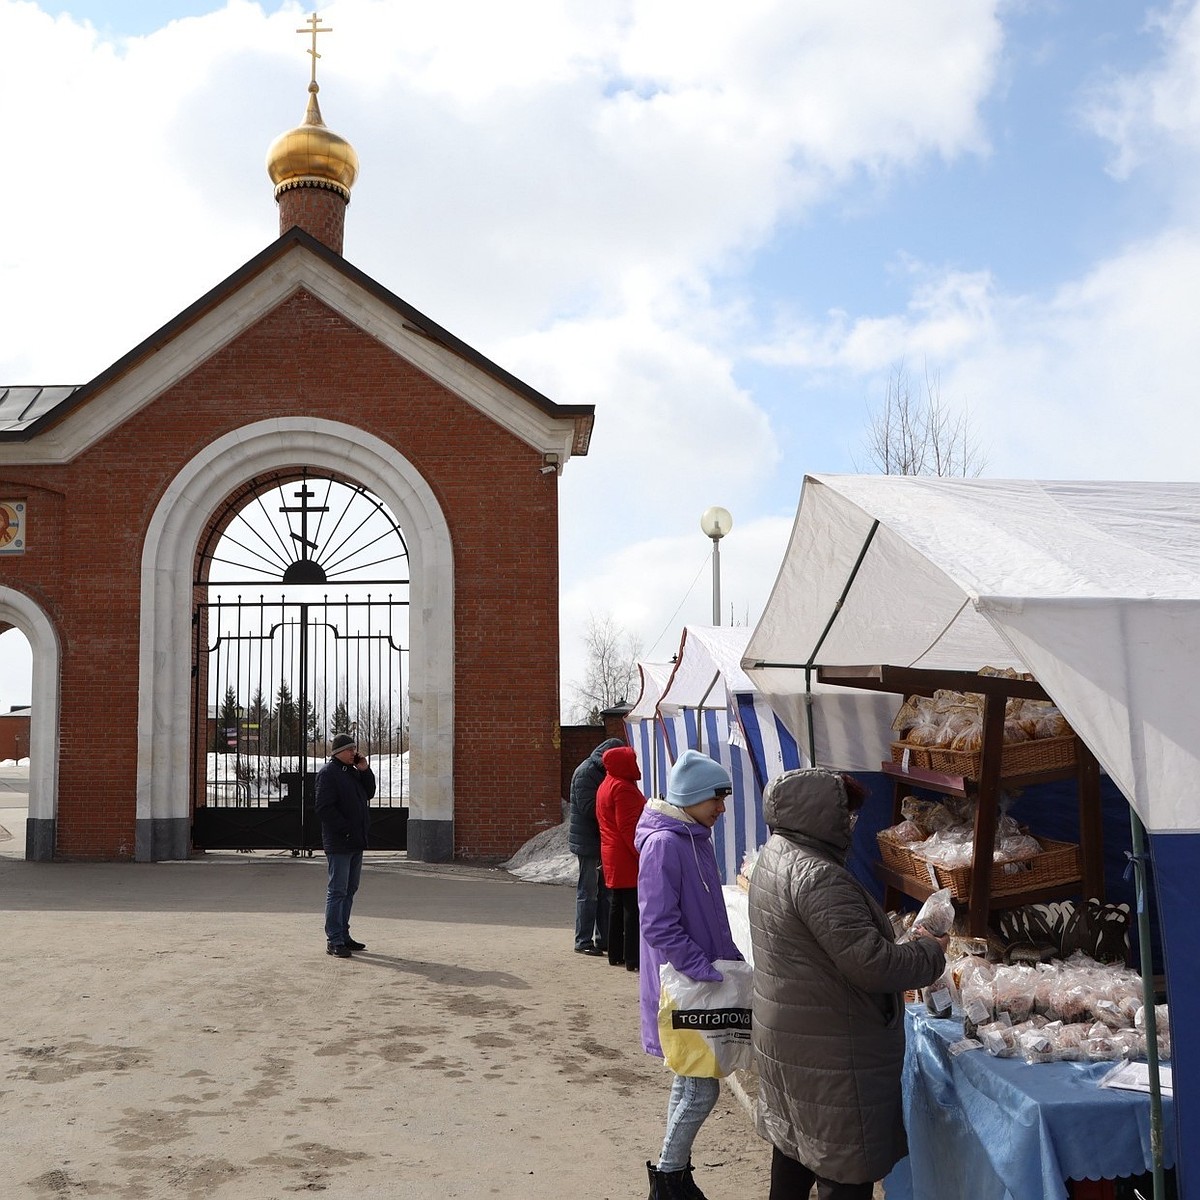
[0,228,594,463]
[0,387,81,436]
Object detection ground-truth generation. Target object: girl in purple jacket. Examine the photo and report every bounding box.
[635,749,742,1200]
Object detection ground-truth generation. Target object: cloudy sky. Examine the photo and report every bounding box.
[1,0,1197,719]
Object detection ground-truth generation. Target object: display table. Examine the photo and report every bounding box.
[885,1007,1175,1200]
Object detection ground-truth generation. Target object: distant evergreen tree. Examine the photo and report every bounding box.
[273,681,301,757]
[214,685,240,754]
[330,701,352,737]
[246,687,268,753]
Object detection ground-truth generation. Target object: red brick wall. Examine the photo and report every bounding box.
[560,726,610,803]
[0,287,563,860]
[0,715,30,762]
[277,187,348,253]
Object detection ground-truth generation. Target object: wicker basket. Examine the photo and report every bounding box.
[891,736,1078,780]
[876,829,924,877]
[930,837,1081,901]
[876,832,1081,902]
[890,741,934,770]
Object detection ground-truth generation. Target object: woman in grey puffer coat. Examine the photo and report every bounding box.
[748,768,946,1199]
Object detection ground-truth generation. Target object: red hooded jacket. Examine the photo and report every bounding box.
[595,745,646,889]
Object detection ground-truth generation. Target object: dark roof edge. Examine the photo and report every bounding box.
[2,228,596,445]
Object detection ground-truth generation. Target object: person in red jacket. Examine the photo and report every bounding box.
[596,744,647,972]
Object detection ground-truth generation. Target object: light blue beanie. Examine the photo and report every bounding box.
[666,749,733,808]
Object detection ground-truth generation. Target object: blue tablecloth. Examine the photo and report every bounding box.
[885,1007,1175,1200]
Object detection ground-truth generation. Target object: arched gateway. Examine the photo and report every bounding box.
[140,421,452,861]
[0,40,593,863]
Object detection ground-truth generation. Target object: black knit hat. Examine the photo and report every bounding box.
[331,734,356,753]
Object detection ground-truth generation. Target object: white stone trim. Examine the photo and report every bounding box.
[137,418,454,858]
[2,247,580,467]
[0,586,60,826]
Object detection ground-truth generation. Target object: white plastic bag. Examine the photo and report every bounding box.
[657,958,753,1078]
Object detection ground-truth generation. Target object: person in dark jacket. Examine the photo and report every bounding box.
[567,737,623,955]
[595,744,646,971]
[635,749,741,1200]
[748,768,948,1199]
[315,733,376,959]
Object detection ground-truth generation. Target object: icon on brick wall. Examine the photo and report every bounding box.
[0,501,24,555]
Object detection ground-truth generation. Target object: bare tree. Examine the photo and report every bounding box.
[570,613,643,724]
[861,361,985,477]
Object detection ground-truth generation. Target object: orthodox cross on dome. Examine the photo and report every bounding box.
[297,12,333,88]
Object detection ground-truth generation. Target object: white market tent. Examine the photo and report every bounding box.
[743,474,1200,1198]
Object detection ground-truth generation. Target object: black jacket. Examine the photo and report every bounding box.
[567,738,623,856]
[315,757,377,853]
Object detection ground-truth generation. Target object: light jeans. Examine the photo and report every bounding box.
[659,1073,720,1172]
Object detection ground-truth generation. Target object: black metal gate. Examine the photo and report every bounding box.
[190,472,410,853]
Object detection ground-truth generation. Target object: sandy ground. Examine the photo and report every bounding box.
[0,767,888,1200]
[0,776,773,1199]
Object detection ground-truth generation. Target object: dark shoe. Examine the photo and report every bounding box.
[574,945,604,956]
[647,1162,699,1200]
[326,943,352,958]
[626,963,640,973]
[680,1161,708,1199]
[344,938,367,951]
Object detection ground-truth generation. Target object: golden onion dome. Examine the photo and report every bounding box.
[266,83,359,200]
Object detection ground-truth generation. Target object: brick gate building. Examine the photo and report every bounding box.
[0,61,593,863]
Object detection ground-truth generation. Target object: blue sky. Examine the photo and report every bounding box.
[2,0,1199,718]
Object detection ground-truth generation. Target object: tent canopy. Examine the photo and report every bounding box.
[743,475,1200,835]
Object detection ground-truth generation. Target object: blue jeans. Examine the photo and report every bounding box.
[574,854,610,950]
[659,1074,720,1172]
[324,850,363,945]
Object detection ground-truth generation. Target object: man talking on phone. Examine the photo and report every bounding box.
[315,733,377,958]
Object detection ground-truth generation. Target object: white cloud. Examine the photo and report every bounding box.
[1083,0,1200,180]
[5,0,1100,721]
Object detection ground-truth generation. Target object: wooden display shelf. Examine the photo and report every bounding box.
[820,664,1105,937]
[874,863,1085,913]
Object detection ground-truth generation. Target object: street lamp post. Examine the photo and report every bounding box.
[699,506,732,625]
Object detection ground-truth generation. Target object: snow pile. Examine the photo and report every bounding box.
[501,820,575,885]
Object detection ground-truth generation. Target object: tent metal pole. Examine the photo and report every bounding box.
[802,519,880,766]
[1128,809,1167,1200]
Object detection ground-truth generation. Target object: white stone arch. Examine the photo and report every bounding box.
[0,586,61,860]
[137,418,454,861]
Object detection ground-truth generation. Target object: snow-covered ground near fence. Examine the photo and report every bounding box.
[501,820,575,885]
[205,751,410,804]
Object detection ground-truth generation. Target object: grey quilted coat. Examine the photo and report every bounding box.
[748,768,945,1184]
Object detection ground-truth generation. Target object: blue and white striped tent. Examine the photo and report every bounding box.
[627,625,898,884]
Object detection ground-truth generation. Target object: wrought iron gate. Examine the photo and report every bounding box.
[190,472,410,853]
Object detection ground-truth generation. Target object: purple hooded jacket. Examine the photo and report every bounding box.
[634,801,743,1058]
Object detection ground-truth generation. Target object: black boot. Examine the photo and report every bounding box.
[680,1160,708,1199]
[647,1162,697,1199]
